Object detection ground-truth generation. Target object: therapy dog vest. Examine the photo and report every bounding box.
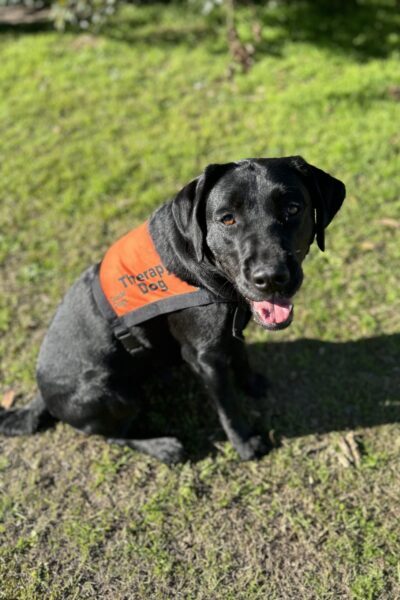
[92,222,247,353]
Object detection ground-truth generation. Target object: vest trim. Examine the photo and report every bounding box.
[121,288,226,328]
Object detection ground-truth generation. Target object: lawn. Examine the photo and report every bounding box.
[0,1,400,597]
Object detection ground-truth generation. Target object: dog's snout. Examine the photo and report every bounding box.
[252,265,290,291]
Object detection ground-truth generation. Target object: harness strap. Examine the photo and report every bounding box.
[119,288,225,329]
[91,268,119,326]
[232,304,251,341]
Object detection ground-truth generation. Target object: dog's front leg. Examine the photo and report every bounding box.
[183,345,267,460]
[231,338,269,399]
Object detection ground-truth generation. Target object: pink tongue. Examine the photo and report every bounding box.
[252,298,293,325]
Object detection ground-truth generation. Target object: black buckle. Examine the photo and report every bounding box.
[114,326,142,353]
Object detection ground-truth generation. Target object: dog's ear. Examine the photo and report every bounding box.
[290,156,346,251]
[172,162,237,261]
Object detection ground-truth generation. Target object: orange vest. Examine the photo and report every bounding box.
[92,222,224,340]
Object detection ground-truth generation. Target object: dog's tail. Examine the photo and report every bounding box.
[0,393,56,436]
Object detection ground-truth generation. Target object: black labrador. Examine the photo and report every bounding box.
[0,156,345,463]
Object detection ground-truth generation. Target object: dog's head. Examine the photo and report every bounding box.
[172,156,345,330]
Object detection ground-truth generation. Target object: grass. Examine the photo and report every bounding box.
[0,0,400,597]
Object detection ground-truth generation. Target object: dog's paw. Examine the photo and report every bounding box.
[155,437,185,465]
[243,372,269,399]
[236,435,269,461]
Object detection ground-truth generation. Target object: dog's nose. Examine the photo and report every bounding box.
[252,266,290,291]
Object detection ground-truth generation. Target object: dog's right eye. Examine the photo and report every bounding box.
[221,214,236,226]
[287,203,301,216]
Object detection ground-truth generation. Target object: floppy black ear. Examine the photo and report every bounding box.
[171,162,237,261]
[290,156,346,251]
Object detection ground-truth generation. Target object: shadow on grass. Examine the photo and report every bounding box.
[0,21,53,35]
[249,332,400,437]
[101,0,399,62]
[139,332,400,461]
[257,0,400,61]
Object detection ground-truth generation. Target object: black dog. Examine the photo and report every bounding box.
[0,157,345,463]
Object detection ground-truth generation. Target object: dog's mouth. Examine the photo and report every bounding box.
[249,295,294,331]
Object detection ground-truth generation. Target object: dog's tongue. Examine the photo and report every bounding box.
[251,297,293,326]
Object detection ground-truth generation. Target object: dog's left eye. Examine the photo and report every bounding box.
[286,203,301,217]
[221,214,236,226]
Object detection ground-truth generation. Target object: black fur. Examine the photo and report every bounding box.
[0,157,345,463]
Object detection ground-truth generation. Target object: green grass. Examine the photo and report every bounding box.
[1,1,400,597]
